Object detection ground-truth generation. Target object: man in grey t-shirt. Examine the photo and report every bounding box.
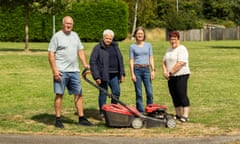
[48,16,93,128]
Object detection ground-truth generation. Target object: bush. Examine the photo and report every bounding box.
[67,1,128,42]
[0,0,128,42]
[0,7,25,42]
[164,9,202,31]
[29,13,53,42]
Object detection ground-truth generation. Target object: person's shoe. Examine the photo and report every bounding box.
[174,115,181,120]
[79,117,94,126]
[180,116,189,123]
[98,114,105,121]
[55,120,64,128]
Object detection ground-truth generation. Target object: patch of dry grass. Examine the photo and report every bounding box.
[123,28,166,41]
[145,28,166,41]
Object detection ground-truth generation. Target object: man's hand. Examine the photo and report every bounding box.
[84,64,90,69]
[54,70,62,81]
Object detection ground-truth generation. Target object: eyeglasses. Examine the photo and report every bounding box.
[136,32,144,35]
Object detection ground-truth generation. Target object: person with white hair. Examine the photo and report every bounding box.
[89,29,125,120]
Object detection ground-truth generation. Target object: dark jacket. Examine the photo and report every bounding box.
[89,40,125,82]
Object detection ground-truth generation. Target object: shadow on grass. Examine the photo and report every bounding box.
[84,108,100,120]
[73,108,101,120]
[0,48,46,52]
[31,113,74,125]
[31,108,100,125]
[210,46,240,49]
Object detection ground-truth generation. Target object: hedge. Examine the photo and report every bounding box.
[0,0,128,42]
[66,1,128,42]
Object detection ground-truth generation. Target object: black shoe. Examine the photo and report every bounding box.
[98,114,105,121]
[174,115,181,120]
[180,116,189,123]
[79,117,94,126]
[55,120,64,128]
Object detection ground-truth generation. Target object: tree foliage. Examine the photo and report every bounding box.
[0,0,69,51]
[164,9,202,31]
[0,0,240,44]
[162,0,202,31]
[232,0,240,25]
[123,0,239,29]
[203,0,234,20]
[0,0,48,51]
[0,0,128,43]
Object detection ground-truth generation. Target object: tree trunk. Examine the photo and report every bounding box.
[131,0,138,40]
[24,5,29,52]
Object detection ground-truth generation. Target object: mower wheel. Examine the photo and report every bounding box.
[166,118,176,128]
[131,118,143,129]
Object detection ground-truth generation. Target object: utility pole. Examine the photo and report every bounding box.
[131,0,139,40]
[53,0,55,35]
[176,0,179,15]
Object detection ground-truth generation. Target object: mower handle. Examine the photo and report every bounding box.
[82,68,91,80]
[81,68,143,118]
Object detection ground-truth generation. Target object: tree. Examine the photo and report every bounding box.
[232,0,240,25]
[203,0,234,20]
[131,0,139,39]
[0,0,43,51]
[0,0,67,51]
[123,0,159,31]
[164,1,202,31]
[137,0,159,28]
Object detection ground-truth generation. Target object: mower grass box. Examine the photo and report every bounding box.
[102,104,138,127]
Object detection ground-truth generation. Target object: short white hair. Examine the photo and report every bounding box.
[62,16,73,24]
[103,29,114,38]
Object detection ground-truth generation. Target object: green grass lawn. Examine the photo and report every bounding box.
[0,40,239,137]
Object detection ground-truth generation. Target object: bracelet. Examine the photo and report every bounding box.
[152,69,156,72]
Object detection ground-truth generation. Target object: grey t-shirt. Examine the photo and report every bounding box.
[48,31,84,72]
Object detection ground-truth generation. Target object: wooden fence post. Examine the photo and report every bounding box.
[237,26,240,40]
[208,28,211,41]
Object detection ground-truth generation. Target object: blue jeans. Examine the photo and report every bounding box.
[134,67,153,113]
[99,73,120,114]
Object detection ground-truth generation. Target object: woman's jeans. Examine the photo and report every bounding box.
[99,73,120,114]
[134,67,153,113]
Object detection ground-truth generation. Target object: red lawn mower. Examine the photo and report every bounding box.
[82,69,176,129]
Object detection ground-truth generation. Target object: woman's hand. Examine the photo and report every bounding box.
[120,76,125,83]
[151,71,155,80]
[96,79,101,85]
[131,74,137,82]
[163,72,170,80]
